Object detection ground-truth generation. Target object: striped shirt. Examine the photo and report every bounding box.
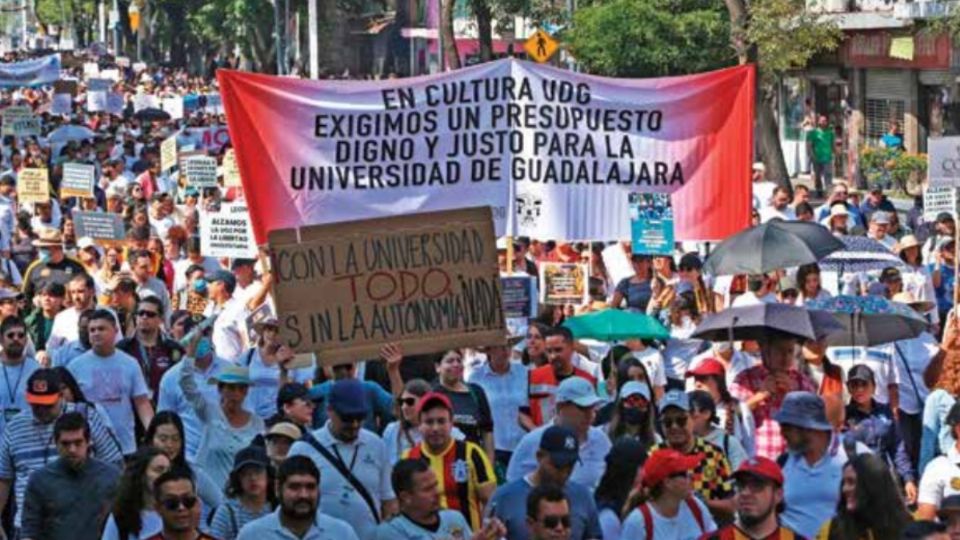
[0,402,123,526]
[404,439,495,531]
[210,499,272,540]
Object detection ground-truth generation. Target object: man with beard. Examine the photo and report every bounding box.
[238,455,357,540]
[700,457,804,539]
[50,309,93,368]
[287,379,397,540]
[20,412,120,540]
[0,317,39,437]
[528,327,598,427]
[146,468,219,540]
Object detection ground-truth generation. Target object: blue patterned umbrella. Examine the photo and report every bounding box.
[806,294,927,346]
[817,236,905,274]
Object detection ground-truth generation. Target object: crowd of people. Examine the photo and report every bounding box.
[0,46,954,540]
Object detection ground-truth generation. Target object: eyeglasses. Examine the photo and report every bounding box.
[4,331,24,339]
[160,494,198,511]
[662,416,688,429]
[400,397,418,407]
[540,515,571,529]
[137,310,159,318]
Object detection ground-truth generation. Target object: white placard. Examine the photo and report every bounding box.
[200,203,258,258]
[50,93,72,115]
[87,90,107,112]
[61,163,96,198]
[133,93,158,112]
[924,186,958,221]
[162,96,183,120]
[928,136,960,188]
[602,243,634,286]
[184,156,218,187]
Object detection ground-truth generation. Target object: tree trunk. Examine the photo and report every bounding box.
[441,0,460,69]
[472,0,493,62]
[162,1,188,67]
[723,0,792,191]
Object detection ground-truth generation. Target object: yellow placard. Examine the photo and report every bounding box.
[223,149,241,188]
[524,29,559,64]
[160,135,177,172]
[890,36,915,61]
[17,168,49,204]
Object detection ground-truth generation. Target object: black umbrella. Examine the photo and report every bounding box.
[703,219,845,276]
[691,303,828,342]
[134,107,171,122]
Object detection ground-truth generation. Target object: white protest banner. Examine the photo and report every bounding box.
[222,149,241,187]
[58,37,74,51]
[50,94,72,115]
[74,211,125,244]
[1,106,39,137]
[0,54,61,87]
[219,59,753,244]
[82,62,99,79]
[60,163,95,198]
[928,137,960,189]
[87,91,107,112]
[200,203,258,258]
[924,186,958,221]
[160,135,177,172]
[184,156,218,187]
[133,93,158,112]
[17,168,49,204]
[162,96,183,120]
[181,126,230,151]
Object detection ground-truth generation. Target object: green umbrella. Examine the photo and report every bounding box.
[562,309,670,342]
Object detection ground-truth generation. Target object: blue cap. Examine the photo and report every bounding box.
[205,269,237,293]
[539,425,580,467]
[328,379,369,416]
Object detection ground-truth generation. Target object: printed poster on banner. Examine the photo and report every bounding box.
[501,273,538,337]
[928,137,960,188]
[244,302,275,346]
[184,156,218,188]
[268,206,506,364]
[74,211,125,244]
[180,126,230,152]
[17,168,49,204]
[218,59,754,244]
[539,262,589,306]
[60,163,95,198]
[923,186,958,221]
[1,106,39,137]
[160,135,177,172]
[629,192,675,255]
[222,149,241,187]
[200,203,258,259]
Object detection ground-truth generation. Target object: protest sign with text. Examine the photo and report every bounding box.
[539,262,589,306]
[74,211,125,244]
[183,156,218,187]
[630,192,674,255]
[17,168,49,203]
[1,106,39,137]
[200,203,257,258]
[268,206,505,364]
[160,135,177,172]
[219,59,753,244]
[222,149,241,187]
[50,94,72,115]
[929,137,960,189]
[60,163,95,198]
[501,273,537,337]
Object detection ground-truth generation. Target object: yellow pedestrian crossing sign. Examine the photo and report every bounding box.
[524,29,559,63]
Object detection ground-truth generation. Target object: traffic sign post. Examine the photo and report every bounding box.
[524,29,559,63]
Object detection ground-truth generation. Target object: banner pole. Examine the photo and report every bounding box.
[506,236,514,274]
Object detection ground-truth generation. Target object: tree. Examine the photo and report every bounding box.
[442,0,461,69]
[567,0,732,77]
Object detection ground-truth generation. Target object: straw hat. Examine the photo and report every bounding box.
[895,234,921,253]
[892,291,935,313]
[31,228,63,248]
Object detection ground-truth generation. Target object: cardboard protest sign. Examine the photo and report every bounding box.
[269,206,505,364]
[183,156,218,188]
[219,59,753,244]
[929,137,960,189]
[160,135,177,172]
[53,80,78,96]
[74,211,126,244]
[50,94,72,115]
[17,168,49,204]
[630,192,674,255]
[539,262,589,306]
[222,149,241,187]
[60,163,96,198]
[200,203,257,258]
[1,106,39,137]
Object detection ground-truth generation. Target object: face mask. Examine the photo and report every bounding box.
[195,337,212,359]
[622,408,646,425]
[681,316,693,328]
[37,248,51,263]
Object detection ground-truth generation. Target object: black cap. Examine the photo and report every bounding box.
[39,282,65,297]
[678,252,702,271]
[25,369,61,405]
[879,267,902,283]
[938,212,955,223]
[538,425,580,467]
[231,446,270,473]
[276,382,310,411]
[847,364,876,385]
[231,258,256,270]
[604,438,647,467]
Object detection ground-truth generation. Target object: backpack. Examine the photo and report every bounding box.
[638,497,705,540]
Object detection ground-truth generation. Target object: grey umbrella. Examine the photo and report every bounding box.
[691,303,828,342]
[703,219,845,276]
[807,295,928,346]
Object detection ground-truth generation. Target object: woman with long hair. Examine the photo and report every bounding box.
[797,263,831,304]
[382,378,434,465]
[521,322,549,368]
[661,293,706,390]
[209,446,275,540]
[815,453,911,539]
[145,411,223,524]
[609,254,654,312]
[677,253,716,315]
[433,348,495,462]
[101,447,170,539]
[594,439,647,540]
[605,381,658,447]
[898,234,939,325]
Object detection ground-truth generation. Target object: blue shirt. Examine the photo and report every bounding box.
[920,388,956,473]
[488,477,602,540]
[929,263,955,312]
[238,509,359,540]
[844,401,913,481]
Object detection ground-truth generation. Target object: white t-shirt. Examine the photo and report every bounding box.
[919,445,960,508]
[67,348,150,454]
[625,348,667,388]
[893,332,937,415]
[620,498,716,540]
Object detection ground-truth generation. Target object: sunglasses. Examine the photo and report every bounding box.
[340,413,365,424]
[137,310,159,318]
[662,416,688,429]
[400,397,418,407]
[160,494,198,511]
[4,331,24,339]
[540,515,571,529]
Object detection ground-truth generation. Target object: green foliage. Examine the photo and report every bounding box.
[34,0,95,29]
[745,0,842,77]
[860,146,928,195]
[566,0,732,77]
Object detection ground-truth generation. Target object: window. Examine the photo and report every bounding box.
[865,98,905,146]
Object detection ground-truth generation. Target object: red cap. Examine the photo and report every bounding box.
[417,392,453,418]
[642,449,704,488]
[733,457,784,486]
[686,358,725,378]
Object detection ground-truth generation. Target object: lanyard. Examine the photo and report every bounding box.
[331,442,360,473]
[2,362,25,408]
